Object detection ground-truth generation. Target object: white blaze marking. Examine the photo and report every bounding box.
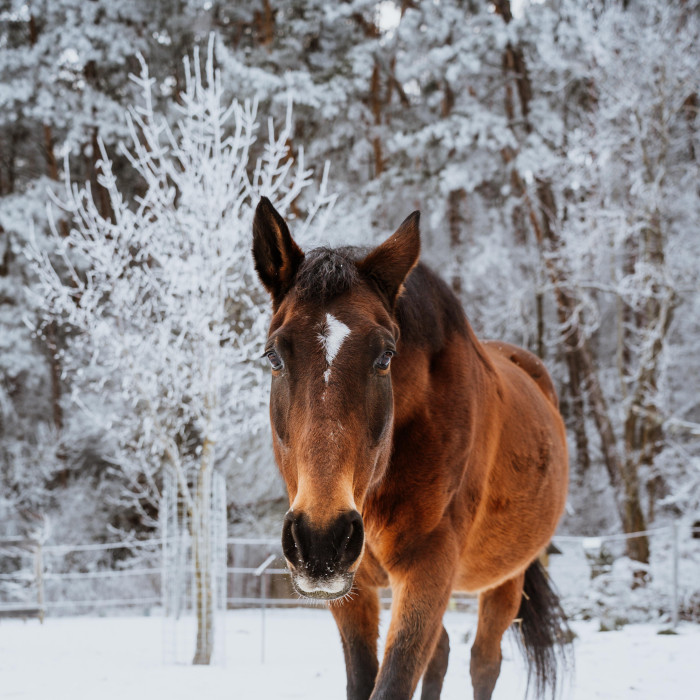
[318,313,350,384]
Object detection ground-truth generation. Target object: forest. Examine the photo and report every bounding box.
[1,0,699,609]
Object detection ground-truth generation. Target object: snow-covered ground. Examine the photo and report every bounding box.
[1,608,698,699]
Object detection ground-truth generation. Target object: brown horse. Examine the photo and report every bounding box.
[252,198,571,700]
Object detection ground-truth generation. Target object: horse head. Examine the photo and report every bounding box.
[252,197,420,599]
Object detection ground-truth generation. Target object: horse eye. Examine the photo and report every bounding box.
[266,350,284,371]
[375,350,394,371]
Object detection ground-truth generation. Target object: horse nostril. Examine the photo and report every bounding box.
[338,510,364,567]
[282,511,305,567]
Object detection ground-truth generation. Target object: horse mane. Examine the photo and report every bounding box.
[295,247,361,302]
[396,263,469,353]
[293,246,469,353]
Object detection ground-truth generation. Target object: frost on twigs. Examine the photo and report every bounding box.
[26,34,335,664]
[26,34,335,530]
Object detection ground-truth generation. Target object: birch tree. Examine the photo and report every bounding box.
[26,37,334,663]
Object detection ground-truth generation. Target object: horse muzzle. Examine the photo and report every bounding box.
[282,509,364,600]
[290,571,355,600]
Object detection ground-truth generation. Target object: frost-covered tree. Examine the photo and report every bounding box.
[341,0,699,565]
[486,0,700,563]
[2,0,700,621]
[27,38,333,662]
[556,0,700,537]
[0,0,189,537]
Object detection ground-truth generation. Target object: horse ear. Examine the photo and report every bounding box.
[252,197,305,306]
[359,211,421,308]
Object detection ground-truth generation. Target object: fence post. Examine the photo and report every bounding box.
[34,541,45,624]
[255,553,277,664]
[672,520,679,629]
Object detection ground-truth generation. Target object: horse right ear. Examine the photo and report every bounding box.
[252,197,305,307]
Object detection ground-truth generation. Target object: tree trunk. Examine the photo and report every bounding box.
[564,346,591,475]
[43,124,59,181]
[0,144,5,196]
[192,438,215,665]
[370,61,384,178]
[89,127,115,222]
[447,188,466,296]
[192,524,213,664]
[495,0,648,561]
[45,321,63,432]
[256,0,275,47]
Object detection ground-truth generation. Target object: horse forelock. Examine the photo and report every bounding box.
[292,247,471,359]
[294,247,364,303]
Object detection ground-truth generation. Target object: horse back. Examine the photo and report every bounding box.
[481,340,559,409]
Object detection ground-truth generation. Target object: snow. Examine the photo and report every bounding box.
[1,609,699,699]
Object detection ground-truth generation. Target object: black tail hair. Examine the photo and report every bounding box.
[512,559,574,699]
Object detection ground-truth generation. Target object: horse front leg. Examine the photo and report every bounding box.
[470,572,524,700]
[420,624,450,700]
[330,566,382,700]
[370,542,455,700]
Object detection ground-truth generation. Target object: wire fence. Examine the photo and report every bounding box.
[1,524,699,627]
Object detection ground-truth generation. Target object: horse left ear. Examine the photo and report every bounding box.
[359,211,421,308]
[252,197,305,307]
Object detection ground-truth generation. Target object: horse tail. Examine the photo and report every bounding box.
[512,558,573,699]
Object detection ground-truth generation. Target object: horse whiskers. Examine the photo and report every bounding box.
[297,591,326,609]
[327,582,358,608]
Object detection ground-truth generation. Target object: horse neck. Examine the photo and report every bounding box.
[391,279,495,430]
